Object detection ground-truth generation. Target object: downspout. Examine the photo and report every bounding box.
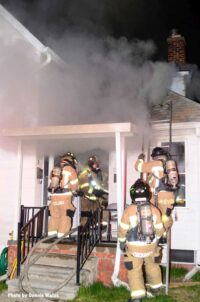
[39,47,52,69]
[165,100,173,295]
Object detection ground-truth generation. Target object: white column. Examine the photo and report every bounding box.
[115,131,125,222]
[13,140,23,240]
[112,131,126,286]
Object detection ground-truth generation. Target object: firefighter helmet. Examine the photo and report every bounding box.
[130,179,151,203]
[88,155,99,170]
[60,152,77,168]
[151,147,169,159]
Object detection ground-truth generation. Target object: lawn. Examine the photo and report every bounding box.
[0,281,7,293]
[70,282,200,302]
[69,268,200,302]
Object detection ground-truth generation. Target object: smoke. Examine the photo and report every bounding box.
[37,33,175,131]
[0,38,40,127]
[0,5,176,132]
[186,69,200,102]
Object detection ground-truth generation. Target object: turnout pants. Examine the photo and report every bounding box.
[124,248,162,299]
[48,194,75,236]
[152,192,174,234]
[80,196,99,226]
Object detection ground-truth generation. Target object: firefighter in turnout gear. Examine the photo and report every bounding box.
[78,155,108,226]
[118,179,165,302]
[48,152,79,238]
[135,147,179,241]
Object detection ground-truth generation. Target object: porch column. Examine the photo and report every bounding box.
[115,131,125,220]
[112,131,126,285]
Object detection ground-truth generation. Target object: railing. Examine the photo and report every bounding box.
[16,204,117,281]
[17,205,48,276]
[100,208,117,243]
[20,206,44,228]
[76,208,101,284]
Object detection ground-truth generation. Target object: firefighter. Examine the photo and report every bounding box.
[78,155,108,226]
[118,179,165,302]
[48,152,79,238]
[135,147,179,242]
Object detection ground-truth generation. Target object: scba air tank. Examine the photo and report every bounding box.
[138,204,155,243]
[165,160,179,188]
[48,166,62,193]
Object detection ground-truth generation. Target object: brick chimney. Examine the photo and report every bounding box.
[167,29,186,64]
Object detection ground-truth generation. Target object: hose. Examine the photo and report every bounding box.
[19,229,77,302]
[0,247,8,276]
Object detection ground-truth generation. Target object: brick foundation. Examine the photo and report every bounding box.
[7,241,194,285]
[7,240,18,278]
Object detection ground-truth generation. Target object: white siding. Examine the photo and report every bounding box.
[21,142,41,207]
[0,138,18,251]
[170,135,200,251]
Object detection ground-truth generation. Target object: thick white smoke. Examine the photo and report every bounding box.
[38,34,176,130]
[0,8,176,131]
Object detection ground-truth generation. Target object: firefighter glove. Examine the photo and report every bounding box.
[138,153,145,160]
[75,189,84,197]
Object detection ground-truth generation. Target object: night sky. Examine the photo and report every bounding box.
[1,0,200,66]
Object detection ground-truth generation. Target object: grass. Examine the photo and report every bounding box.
[0,281,8,293]
[70,282,200,302]
[71,282,130,302]
[170,285,200,302]
[69,268,200,302]
[162,267,188,282]
[70,282,176,302]
[162,266,200,282]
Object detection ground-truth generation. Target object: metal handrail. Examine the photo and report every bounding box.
[76,208,100,284]
[20,205,43,228]
[17,205,117,281]
[17,205,48,276]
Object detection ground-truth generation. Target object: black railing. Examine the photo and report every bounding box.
[17,205,48,276]
[100,208,117,243]
[16,205,117,280]
[76,208,101,284]
[20,206,43,228]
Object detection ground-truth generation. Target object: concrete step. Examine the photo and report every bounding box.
[8,253,97,301]
[20,263,91,284]
[21,264,74,279]
[21,264,76,282]
[27,253,97,283]
[28,253,77,268]
[7,278,79,301]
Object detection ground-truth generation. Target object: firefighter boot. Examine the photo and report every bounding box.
[149,287,162,296]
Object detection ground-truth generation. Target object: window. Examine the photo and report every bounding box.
[161,142,186,207]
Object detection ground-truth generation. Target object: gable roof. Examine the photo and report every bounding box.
[151,90,200,123]
[0,4,65,67]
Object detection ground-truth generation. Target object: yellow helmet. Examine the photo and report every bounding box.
[60,152,77,167]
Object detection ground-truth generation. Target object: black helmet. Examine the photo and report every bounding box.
[151,147,169,158]
[60,152,77,168]
[130,179,151,203]
[88,155,99,170]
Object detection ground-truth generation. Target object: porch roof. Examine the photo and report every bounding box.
[0,122,135,140]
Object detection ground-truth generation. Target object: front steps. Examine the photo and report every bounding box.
[7,252,97,301]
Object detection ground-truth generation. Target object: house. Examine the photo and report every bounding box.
[0,4,200,290]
